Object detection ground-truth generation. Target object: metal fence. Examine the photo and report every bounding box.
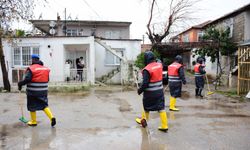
[65,68,87,83]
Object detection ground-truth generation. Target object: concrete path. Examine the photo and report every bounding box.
[0,85,250,150]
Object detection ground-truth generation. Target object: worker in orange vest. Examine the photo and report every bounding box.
[194,56,206,97]
[136,51,168,132]
[168,55,186,111]
[18,54,56,127]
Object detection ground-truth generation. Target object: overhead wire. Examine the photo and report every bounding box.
[81,0,102,20]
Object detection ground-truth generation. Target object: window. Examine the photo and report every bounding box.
[13,47,21,65]
[223,18,233,38]
[197,31,204,42]
[105,31,120,39]
[12,46,40,66]
[66,29,77,36]
[183,34,189,42]
[22,47,31,66]
[105,48,124,65]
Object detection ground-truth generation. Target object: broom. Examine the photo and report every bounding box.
[18,91,28,123]
[205,74,214,96]
[133,70,147,128]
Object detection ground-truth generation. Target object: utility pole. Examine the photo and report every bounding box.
[142,35,145,44]
[63,8,67,36]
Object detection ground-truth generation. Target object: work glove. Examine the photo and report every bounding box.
[137,88,143,95]
[18,82,23,91]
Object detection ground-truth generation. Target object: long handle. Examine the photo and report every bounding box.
[133,70,139,89]
[19,91,24,117]
[205,74,211,92]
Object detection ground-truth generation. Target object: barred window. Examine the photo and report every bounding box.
[13,47,21,65]
[12,46,40,66]
[22,47,31,66]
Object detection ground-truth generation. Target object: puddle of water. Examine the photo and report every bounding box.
[2,109,9,113]
[12,122,27,129]
[180,91,191,100]
[0,125,7,148]
[169,113,250,119]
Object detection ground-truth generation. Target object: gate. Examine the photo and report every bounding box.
[238,45,250,95]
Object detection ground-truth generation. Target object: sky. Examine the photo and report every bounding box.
[15,0,250,42]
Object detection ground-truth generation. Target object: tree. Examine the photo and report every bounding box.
[0,0,46,91]
[146,0,198,50]
[135,51,161,69]
[194,26,237,89]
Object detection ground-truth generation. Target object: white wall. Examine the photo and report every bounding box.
[1,36,141,86]
[94,39,141,84]
[190,49,217,77]
[1,36,95,86]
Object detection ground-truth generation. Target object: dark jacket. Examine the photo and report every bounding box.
[168,62,186,98]
[195,63,206,89]
[138,52,165,111]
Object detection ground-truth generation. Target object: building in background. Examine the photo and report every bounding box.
[0,19,141,86]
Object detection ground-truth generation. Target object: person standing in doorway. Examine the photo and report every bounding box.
[168,55,186,111]
[76,57,85,82]
[18,54,56,127]
[136,51,168,132]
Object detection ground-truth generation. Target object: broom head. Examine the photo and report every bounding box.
[207,91,214,96]
[19,116,28,123]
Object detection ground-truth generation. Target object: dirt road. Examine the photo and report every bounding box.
[0,85,250,150]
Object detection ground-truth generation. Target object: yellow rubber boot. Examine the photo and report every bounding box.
[169,96,179,111]
[43,107,56,127]
[158,111,168,132]
[136,111,149,128]
[27,111,37,126]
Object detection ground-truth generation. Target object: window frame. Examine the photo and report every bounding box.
[105,48,125,66]
[12,46,40,67]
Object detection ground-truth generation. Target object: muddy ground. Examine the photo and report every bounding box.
[0,84,250,150]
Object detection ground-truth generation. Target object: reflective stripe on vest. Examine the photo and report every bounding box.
[27,82,48,91]
[168,75,181,82]
[194,73,203,77]
[145,81,163,91]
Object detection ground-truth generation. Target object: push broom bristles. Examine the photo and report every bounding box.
[205,74,214,96]
[19,116,28,123]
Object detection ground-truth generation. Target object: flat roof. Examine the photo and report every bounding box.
[29,20,132,26]
[3,36,141,41]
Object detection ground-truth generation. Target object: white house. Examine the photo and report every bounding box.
[0,19,141,86]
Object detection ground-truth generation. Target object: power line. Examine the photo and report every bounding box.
[81,0,102,20]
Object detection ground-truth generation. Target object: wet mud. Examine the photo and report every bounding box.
[0,85,250,149]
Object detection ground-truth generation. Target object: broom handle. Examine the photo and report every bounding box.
[133,70,139,89]
[205,74,211,92]
[19,91,24,117]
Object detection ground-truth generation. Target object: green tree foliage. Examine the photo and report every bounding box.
[16,30,25,37]
[194,26,237,89]
[194,27,237,62]
[135,50,161,69]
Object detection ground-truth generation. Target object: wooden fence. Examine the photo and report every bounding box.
[238,45,250,95]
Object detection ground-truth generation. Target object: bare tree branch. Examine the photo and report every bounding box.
[146,0,199,47]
